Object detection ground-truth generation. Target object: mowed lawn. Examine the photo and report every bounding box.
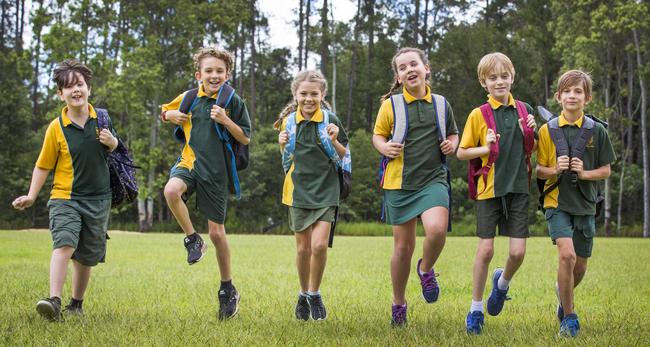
[1,230,649,346]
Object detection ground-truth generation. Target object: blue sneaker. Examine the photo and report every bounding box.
[466,311,484,334]
[487,268,510,316]
[416,258,439,303]
[559,313,580,337]
[391,304,407,327]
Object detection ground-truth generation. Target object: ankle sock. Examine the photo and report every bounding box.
[307,290,320,297]
[70,298,83,308]
[220,280,234,292]
[470,300,484,313]
[497,274,510,290]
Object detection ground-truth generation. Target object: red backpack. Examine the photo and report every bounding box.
[468,101,535,200]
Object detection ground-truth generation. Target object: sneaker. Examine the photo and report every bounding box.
[416,258,440,303]
[218,287,240,320]
[295,294,310,321]
[36,297,61,321]
[184,233,207,265]
[486,268,510,316]
[559,313,580,337]
[391,304,407,327]
[63,300,83,316]
[466,311,485,334]
[306,294,327,321]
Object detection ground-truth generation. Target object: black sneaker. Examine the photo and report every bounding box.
[295,295,310,321]
[184,233,207,265]
[36,297,61,321]
[307,294,327,321]
[218,287,240,320]
[63,300,84,316]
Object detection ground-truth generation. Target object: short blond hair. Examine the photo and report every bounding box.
[193,47,234,73]
[477,52,515,84]
[556,70,593,99]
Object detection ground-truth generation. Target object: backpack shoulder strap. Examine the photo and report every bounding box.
[389,94,408,144]
[431,94,447,142]
[179,88,199,114]
[478,103,499,165]
[514,100,535,154]
[281,112,298,174]
[317,109,343,168]
[548,117,570,157]
[571,116,595,159]
[216,83,236,110]
[95,108,109,128]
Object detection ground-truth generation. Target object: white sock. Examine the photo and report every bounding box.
[497,274,510,290]
[307,290,320,296]
[299,291,308,297]
[470,300,484,313]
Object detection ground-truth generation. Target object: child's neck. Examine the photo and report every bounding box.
[405,84,427,99]
[491,94,509,105]
[301,110,314,120]
[66,104,89,123]
[563,109,583,123]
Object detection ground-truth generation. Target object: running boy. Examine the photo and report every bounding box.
[160,47,251,320]
[373,47,459,326]
[276,70,349,321]
[457,52,536,334]
[537,70,615,337]
[12,59,119,321]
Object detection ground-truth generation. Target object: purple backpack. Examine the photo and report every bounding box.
[96,108,139,207]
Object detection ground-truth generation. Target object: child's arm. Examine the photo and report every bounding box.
[536,155,570,180]
[457,129,498,160]
[12,167,50,210]
[98,129,118,152]
[210,105,250,145]
[570,159,611,181]
[440,134,459,157]
[326,123,347,158]
[163,110,189,125]
[372,135,404,158]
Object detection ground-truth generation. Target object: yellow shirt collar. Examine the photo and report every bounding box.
[197,84,220,99]
[402,85,432,104]
[296,106,324,123]
[558,112,585,127]
[61,104,97,127]
[487,94,515,109]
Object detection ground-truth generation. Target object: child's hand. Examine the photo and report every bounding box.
[98,129,118,150]
[210,105,228,125]
[570,157,584,178]
[556,155,570,174]
[167,110,189,125]
[12,195,34,210]
[486,128,500,146]
[380,141,404,159]
[278,131,289,145]
[440,139,455,155]
[326,124,339,142]
[521,114,536,130]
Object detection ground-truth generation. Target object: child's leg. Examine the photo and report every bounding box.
[49,246,74,298]
[71,260,92,300]
[573,256,588,287]
[419,206,448,272]
[472,238,494,301]
[502,237,526,282]
[164,177,194,236]
[208,221,231,281]
[294,226,313,292]
[556,237,576,315]
[308,221,331,292]
[391,218,417,305]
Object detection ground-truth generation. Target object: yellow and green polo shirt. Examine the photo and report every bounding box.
[280,106,348,208]
[36,104,112,200]
[373,86,458,190]
[537,113,615,215]
[459,94,535,200]
[162,85,251,191]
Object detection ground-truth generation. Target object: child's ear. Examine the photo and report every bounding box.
[195,70,201,81]
[56,89,64,101]
[585,94,592,105]
[554,92,561,103]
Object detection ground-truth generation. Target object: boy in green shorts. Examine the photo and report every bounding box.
[12,59,120,321]
[160,47,251,320]
[457,52,537,334]
[537,70,615,337]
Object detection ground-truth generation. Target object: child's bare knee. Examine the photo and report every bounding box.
[208,224,226,241]
[509,249,525,263]
[163,183,182,202]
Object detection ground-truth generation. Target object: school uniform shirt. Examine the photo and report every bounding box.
[374,86,458,190]
[36,104,112,200]
[281,107,348,208]
[537,113,615,215]
[162,85,251,191]
[459,94,535,200]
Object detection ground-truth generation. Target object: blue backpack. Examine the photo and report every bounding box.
[95,109,139,207]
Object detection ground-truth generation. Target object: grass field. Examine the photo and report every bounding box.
[1,230,649,346]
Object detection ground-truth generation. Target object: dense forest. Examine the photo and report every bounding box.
[1,0,648,237]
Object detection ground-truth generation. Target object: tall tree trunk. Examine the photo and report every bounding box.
[364,0,375,131]
[413,0,420,46]
[319,0,328,75]
[248,0,257,129]
[422,0,429,49]
[603,47,612,236]
[30,0,44,124]
[346,0,361,129]
[298,0,304,69]
[238,23,245,92]
[618,53,635,234]
[633,28,649,237]
[304,0,310,67]
[329,0,335,113]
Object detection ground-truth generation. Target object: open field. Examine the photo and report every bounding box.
[1,230,649,346]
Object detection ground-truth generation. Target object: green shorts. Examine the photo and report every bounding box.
[170,166,227,224]
[476,193,530,238]
[48,199,111,266]
[545,208,595,258]
[383,181,449,226]
[288,206,335,232]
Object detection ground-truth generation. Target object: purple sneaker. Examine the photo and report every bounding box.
[391,303,407,326]
[416,258,440,303]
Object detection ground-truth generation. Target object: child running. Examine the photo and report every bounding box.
[276,70,349,321]
[457,52,537,334]
[372,47,459,326]
[12,59,120,321]
[160,47,251,320]
[537,70,615,337]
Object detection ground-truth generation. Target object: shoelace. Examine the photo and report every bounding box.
[392,306,406,322]
[421,272,440,291]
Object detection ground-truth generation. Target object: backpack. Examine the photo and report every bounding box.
[536,106,608,215]
[377,93,452,231]
[95,109,139,207]
[467,100,535,200]
[173,83,249,199]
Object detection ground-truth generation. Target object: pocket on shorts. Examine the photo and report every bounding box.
[544,208,556,221]
[576,215,596,239]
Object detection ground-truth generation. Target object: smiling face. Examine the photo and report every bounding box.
[195,56,229,95]
[294,81,324,118]
[556,83,591,115]
[394,51,430,94]
[56,71,90,109]
[481,63,513,104]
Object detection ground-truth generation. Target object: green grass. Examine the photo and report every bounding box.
[1,230,649,346]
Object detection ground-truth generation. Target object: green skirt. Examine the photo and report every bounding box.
[383,181,449,225]
[288,206,336,232]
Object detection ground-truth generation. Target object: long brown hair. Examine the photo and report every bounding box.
[380,47,430,102]
[274,69,332,130]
